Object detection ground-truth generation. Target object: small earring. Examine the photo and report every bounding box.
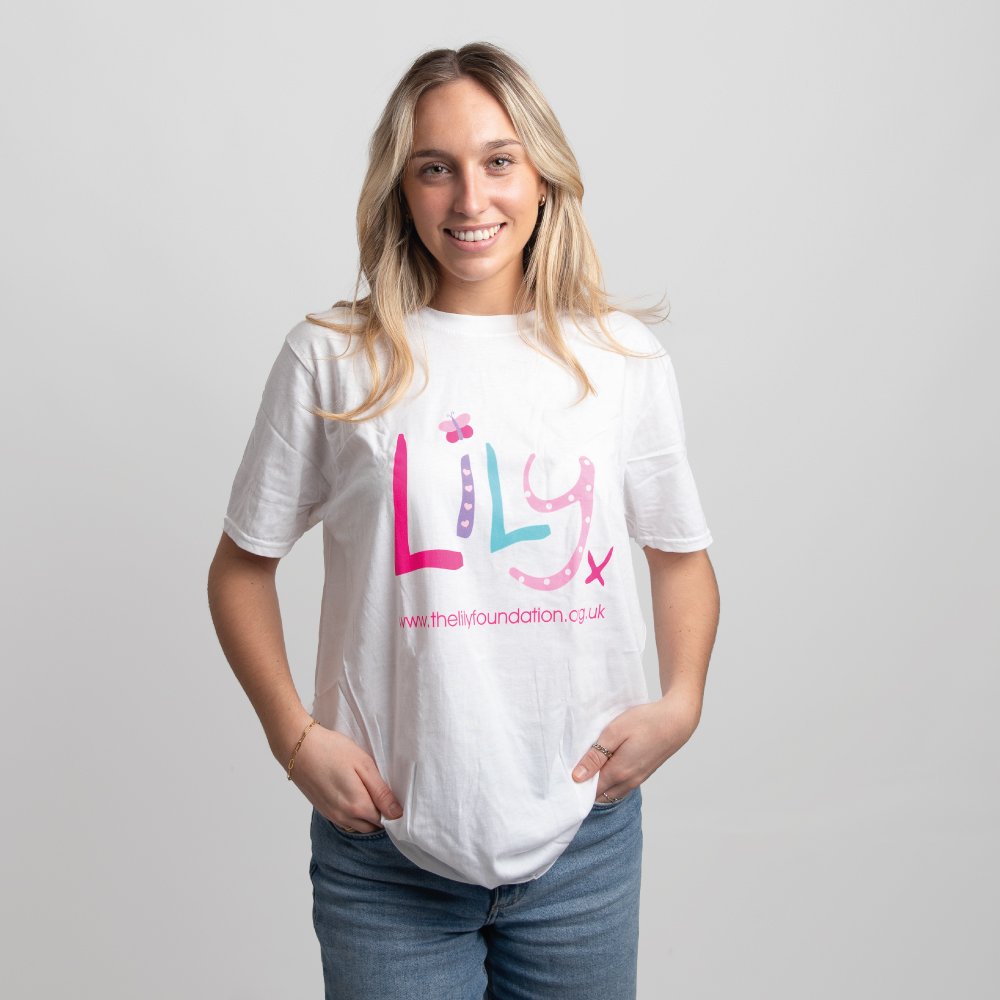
[539,194,546,207]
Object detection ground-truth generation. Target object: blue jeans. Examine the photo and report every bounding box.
[308,785,643,999]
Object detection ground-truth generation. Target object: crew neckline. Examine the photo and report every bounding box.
[414,305,537,337]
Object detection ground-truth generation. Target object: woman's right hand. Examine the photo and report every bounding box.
[288,724,404,832]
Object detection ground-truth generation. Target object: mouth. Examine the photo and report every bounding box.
[443,222,506,249]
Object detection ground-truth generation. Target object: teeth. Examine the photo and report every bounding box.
[448,224,502,242]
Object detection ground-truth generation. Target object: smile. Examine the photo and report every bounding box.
[444,223,505,248]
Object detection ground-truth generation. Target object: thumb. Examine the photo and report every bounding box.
[572,739,613,781]
[358,760,404,819]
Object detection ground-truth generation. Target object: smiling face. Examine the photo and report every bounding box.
[400,77,547,315]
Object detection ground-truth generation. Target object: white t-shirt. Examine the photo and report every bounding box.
[223,304,713,889]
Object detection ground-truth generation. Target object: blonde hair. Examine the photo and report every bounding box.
[306,40,669,423]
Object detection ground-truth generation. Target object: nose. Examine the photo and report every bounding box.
[451,165,488,218]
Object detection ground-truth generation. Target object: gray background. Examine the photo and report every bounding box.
[3,1,997,997]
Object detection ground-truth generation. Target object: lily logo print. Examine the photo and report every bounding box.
[392,410,612,593]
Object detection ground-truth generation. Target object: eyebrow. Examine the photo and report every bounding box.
[409,139,523,160]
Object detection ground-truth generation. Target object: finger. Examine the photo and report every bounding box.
[572,740,617,781]
[595,782,630,804]
[332,814,384,834]
[337,816,384,833]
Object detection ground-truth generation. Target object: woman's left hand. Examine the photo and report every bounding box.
[572,691,703,802]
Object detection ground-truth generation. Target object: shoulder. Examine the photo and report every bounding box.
[569,309,668,361]
[283,305,365,374]
[607,311,668,356]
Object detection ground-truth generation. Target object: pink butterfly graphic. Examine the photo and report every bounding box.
[439,411,474,444]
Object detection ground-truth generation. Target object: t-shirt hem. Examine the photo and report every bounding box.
[633,531,713,553]
[223,517,296,558]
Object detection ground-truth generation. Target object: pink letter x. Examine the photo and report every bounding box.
[585,547,613,585]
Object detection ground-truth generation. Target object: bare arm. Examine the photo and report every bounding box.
[645,546,720,725]
[571,546,720,799]
[206,531,403,831]
[206,531,313,766]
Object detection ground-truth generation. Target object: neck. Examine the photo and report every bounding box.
[430,272,527,316]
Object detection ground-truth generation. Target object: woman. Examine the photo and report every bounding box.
[208,41,719,999]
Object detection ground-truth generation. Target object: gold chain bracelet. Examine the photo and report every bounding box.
[286,717,318,780]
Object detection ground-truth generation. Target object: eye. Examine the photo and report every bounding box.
[418,155,515,177]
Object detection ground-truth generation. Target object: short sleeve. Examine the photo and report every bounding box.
[621,330,714,552]
[222,333,334,557]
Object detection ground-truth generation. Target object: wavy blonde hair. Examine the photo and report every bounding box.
[306,40,669,423]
